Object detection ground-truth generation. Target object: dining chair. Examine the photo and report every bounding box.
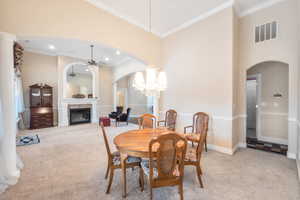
[140,133,187,200]
[184,112,209,188]
[184,112,209,152]
[138,113,157,129]
[100,122,141,194]
[157,109,177,131]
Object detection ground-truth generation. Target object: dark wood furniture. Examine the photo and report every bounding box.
[184,112,209,188]
[140,133,187,200]
[113,128,170,197]
[109,106,123,119]
[157,109,177,131]
[138,113,157,129]
[29,84,53,129]
[100,123,141,194]
[116,108,131,126]
[184,112,209,152]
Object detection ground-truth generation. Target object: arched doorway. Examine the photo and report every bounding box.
[245,61,289,155]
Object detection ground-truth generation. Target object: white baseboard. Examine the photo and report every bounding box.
[207,142,247,155]
[0,169,20,194]
[287,152,296,159]
[207,144,234,155]
[231,142,247,155]
[0,177,8,194]
[238,142,247,148]
[297,159,300,181]
[258,135,288,145]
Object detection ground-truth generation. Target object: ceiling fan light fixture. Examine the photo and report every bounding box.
[88,45,98,66]
[69,66,76,77]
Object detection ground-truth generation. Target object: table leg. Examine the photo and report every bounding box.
[120,153,127,198]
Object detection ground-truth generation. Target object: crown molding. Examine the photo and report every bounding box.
[239,0,287,18]
[86,0,235,38]
[162,0,234,37]
[85,0,286,38]
[85,0,163,37]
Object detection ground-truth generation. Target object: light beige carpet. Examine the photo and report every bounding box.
[1,123,300,200]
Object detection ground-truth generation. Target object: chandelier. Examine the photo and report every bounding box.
[132,0,167,97]
[133,68,167,97]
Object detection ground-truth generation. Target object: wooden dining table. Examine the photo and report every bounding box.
[114,128,174,198]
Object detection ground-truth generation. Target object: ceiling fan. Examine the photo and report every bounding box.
[85,45,106,67]
[68,66,76,77]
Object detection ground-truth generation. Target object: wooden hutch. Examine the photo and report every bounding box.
[30,84,54,129]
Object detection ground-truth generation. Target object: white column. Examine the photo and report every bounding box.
[113,82,117,111]
[0,32,20,190]
[153,96,159,118]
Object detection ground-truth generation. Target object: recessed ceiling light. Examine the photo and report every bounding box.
[85,69,89,72]
[105,57,110,61]
[48,45,56,50]
[116,50,121,55]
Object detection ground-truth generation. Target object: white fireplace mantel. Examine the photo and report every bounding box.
[57,57,101,127]
[59,98,100,127]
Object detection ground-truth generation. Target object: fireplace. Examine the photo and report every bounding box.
[69,108,91,125]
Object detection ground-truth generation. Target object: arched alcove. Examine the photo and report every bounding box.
[244,60,292,157]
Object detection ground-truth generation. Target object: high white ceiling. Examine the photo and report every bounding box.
[17,37,136,67]
[87,0,285,37]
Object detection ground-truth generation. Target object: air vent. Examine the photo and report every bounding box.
[255,21,277,43]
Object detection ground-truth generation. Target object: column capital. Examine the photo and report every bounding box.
[0,32,16,41]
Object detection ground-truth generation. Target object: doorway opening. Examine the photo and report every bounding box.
[246,61,289,155]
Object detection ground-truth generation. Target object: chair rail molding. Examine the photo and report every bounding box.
[159,111,247,155]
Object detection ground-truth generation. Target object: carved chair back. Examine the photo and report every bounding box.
[148,133,187,182]
[165,109,177,131]
[139,113,157,129]
[193,112,209,161]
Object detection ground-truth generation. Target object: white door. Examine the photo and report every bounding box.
[246,79,257,138]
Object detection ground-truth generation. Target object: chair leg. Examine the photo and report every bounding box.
[106,168,114,194]
[205,139,207,152]
[150,186,153,200]
[179,182,184,200]
[199,165,203,175]
[139,167,144,191]
[105,161,110,179]
[196,165,204,188]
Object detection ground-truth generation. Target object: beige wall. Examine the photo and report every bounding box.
[116,75,149,116]
[21,51,58,127]
[247,62,289,142]
[232,10,242,148]
[0,0,161,66]
[98,66,114,116]
[161,7,235,150]
[238,0,299,156]
[22,52,115,126]
[297,0,300,162]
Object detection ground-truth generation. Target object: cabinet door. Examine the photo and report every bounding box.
[30,88,41,107]
[41,88,52,107]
